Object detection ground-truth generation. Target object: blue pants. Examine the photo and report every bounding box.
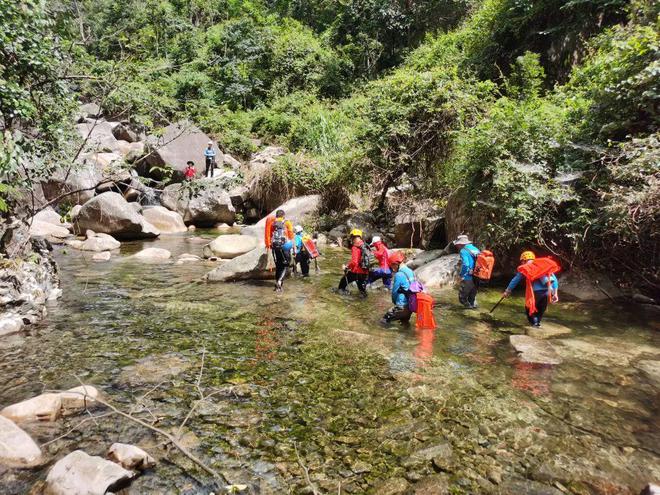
[369,268,392,288]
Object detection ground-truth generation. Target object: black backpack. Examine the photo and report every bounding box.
[271,220,287,249]
[360,244,372,270]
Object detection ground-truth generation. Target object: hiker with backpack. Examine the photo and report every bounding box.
[264,209,295,292]
[381,251,437,329]
[503,251,560,327]
[368,236,392,289]
[293,225,311,277]
[337,229,370,297]
[454,234,482,309]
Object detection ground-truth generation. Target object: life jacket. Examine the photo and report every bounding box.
[473,250,495,281]
[302,235,319,258]
[517,257,561,314]
[415,292,437,330]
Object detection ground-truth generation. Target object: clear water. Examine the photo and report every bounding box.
[1,232,658,494]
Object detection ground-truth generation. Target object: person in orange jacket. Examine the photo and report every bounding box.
[336,229,370,297]
[265,209,295,292]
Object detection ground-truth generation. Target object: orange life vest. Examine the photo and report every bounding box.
[517,257,561,314]
[473,250,495,281]
[415,292,437,330]
[302,236,319,258]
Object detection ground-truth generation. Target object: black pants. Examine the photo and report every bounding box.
[205,157,215,177]
[526,290,549,326]
[273,248,291,288]
[338,272,367,295]
[383,305,412,324]
[295,250,310,276]
[459,278,479,307]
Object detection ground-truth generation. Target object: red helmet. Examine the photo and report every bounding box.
[389,251,405,264]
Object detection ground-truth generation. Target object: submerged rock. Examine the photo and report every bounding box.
[510,335,562,365]
[92,251,112,262]
[0,416,44,468]
[108,443,156,470]
[44,450,133,495]
[527,322,572,339]
[203,234,257,259]
[131,247,172,263]
[118,353,192,386]
[414,254,460,288]
[551,336,659,368]
[205,247,271,282]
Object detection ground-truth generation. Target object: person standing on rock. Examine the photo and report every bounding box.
[503,251,559,327]
[265,209,295,292]
[336,229,370,297]
[204,141,217,178]
[184,161,196,180]
[381,251,413,325]
[454,234,481,309]
[368,236,392,290]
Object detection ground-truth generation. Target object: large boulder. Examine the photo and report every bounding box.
[112,123,140,143]
[143,121,214,179]
[142,206,187,234]
[44,450,134,495]
[74,192,159,240]
[394,212,445,249]
[243,195,320,242]
[75,121,119,152]
[414,254,461,288]
[205,247,271,282]
[203,234,258,259]
[406,249,445,270]
[160,182,235,226]
[29,220,70,240]
[0,416,44,468]
[559,270,623,301]
[41,163,103,206]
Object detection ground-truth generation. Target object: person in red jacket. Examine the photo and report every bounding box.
[336,229,369,297]
[368,235,392,289]
[184,161,196,180]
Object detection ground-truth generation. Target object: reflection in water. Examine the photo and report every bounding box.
[413,327,435,365]
[254,318,279,362]
[511,361,555,396]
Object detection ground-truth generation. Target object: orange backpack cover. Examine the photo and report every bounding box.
[415,293,437,330]
[473,250,495,281]
[517,257,561,313]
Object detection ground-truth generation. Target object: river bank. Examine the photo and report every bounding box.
[0,233,658,494]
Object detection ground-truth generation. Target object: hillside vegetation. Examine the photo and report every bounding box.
[1,0,658,292]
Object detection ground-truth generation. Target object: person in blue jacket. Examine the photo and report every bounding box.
[293,225,310,277]
[503,251,559,327]
[204,141,217,178]
[454,234,481,309]
[381,251,414,325]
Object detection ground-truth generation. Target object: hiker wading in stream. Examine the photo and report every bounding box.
[503,251,560,327]
[381,251,413,325]
[265,209,294,292]
[337,229,369,297]
[454,234,481,309]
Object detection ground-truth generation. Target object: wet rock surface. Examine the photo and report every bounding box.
[510,335,563,365]
[0,416,44,468]
[202,234,257,259]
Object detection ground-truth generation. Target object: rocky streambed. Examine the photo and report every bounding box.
[0,233,658,494]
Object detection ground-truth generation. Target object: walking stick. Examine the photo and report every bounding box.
[490,296,505,313]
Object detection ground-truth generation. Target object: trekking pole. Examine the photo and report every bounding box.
[490,296,505,313]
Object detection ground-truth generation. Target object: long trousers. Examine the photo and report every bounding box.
[338,272,367,295]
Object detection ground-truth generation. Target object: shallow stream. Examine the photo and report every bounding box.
[1,232,658,494]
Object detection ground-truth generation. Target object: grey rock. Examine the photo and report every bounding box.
[44,450,133,495]
[242,195,320,242]
[510,335,562,365]
[74,192,159,240]
[144,121,212,179]
[142,206,187,234]
[203,234,257,259]
[407,249,444,270]
[131,247,172,263]
[108,443,156,470]
[160,182,235,227]
[205,247,271,282]
[414,254,461,288]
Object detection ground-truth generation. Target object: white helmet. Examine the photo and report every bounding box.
[207,141,213,145]
[371,236,381,243]
[294,225,304,233]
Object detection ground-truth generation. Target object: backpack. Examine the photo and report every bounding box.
[270,219,287,249]
[402,271,426,312]
[473,250,495,281]
[360,244,372,270]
